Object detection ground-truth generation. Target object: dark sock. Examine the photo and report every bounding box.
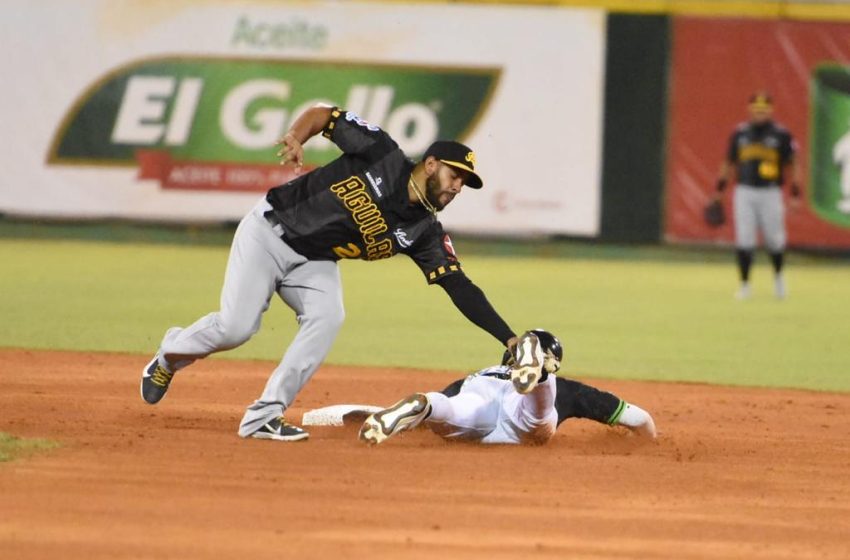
[770,252,784,275]
[736,249,754,283]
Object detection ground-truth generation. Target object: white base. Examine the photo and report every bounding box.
[302,404,382,426]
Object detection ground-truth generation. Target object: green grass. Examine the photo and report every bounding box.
[1,237,848,392]
[0,432,60,462]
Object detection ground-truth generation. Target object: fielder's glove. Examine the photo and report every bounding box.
[704,199,726,228]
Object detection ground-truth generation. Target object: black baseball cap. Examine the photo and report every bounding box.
[748,91,773,109]
[422,140,483,189]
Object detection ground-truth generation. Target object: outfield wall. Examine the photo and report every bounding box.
[3,1,850,249]
[664,16,850,250]
[0,1,606,237]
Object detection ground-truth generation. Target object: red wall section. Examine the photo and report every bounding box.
[665,17,850,249]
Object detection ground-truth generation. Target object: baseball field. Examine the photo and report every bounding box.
[1,230,849,559]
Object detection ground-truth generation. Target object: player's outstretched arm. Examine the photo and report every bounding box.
[275,104,334,173]
[436,273,515,346]
[610,401,657,439]
[554,378,657,439]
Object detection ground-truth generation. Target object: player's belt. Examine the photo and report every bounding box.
[738,183,781,189]
[263,210,286,238]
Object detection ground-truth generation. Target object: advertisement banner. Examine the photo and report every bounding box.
[665,17,850,249]
[0,1,606,237]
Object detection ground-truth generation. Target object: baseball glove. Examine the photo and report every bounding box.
[703,199,725,227]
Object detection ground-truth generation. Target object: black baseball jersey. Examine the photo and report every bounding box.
[726,121,796,187]
[265,108,461,284]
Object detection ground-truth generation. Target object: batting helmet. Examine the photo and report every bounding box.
[502,329,563,374]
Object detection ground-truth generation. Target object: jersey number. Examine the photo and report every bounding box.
[759,161,779,180]
[332,243,362,259]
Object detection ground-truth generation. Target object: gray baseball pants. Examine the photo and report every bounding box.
[159,198,345,437]
[733,185,786,252]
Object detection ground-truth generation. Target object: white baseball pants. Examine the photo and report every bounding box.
[424,374,558,445]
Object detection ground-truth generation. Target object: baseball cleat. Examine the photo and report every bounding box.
[141,353,175,405]
[510,332,545,394]
[735,283,752,301]
[251,417,309,442]
[774,275,786,300]
[359,393,431,445]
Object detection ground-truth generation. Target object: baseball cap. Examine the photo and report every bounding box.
[748,91,773,109]
[422,140,483,189]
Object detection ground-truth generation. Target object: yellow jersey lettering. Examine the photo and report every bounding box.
[366,239,393,260]
[739,145,779,164]
[330,177,364,197]
[759,161,779,180]
[343,192,370,210]
[329,176,392,261]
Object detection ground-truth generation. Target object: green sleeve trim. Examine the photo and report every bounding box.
[607,399,626,425]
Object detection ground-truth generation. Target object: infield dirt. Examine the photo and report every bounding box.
[1,349,848,559]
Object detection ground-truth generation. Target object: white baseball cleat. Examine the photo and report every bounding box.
[359,393,431,445]
[510,331,545,394]
[735,283,752,301]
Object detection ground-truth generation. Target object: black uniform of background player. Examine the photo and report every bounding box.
[715,92,801,299]
[726,122,795,189]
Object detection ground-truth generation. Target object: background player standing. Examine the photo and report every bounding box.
[359,330,656,445]
[714,91,803,300]
[141,104,517,441]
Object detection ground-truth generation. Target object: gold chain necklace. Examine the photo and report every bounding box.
[409,176,437,215]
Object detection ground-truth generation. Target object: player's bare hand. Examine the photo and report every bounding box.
[276,132,304,174]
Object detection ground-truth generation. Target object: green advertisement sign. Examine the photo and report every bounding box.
[48,56,500,175]
[810,64,850,227]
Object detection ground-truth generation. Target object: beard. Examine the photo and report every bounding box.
[425,174,446,211]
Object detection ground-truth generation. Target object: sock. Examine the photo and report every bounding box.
[736,249,754,283]
[769,251,784,275]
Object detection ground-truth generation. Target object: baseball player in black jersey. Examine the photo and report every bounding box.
[359,330,656,445]
[140,104,518,441]
[714,92,803,300]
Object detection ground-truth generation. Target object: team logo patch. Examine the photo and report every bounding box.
[393,228,413,248]
[365,171,384,198]
[344,111,379,131]
[465,151,476,166]
[443,234,456,257]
